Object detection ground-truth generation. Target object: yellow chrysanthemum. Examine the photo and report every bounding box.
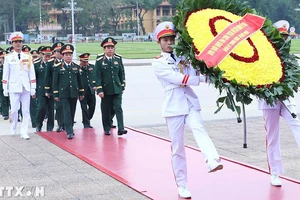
[186,9,283,86]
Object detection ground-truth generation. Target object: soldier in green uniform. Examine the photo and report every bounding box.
[0,51,9,120]
[34,46,54,132]
[31,50,39,60]
[22,45,37,128]
[78,53,96,128]
[45,42,65,132]
[95,37,127,136]
[53,44,84,139]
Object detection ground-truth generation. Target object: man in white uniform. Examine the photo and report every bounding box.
[258,23,300,187]
[152,22,223,199]
[2,32,36,139]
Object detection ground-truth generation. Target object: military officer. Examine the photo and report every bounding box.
[34,46,54,132]
[95,37,127,136]
[0,51,9,120]
[53,44,84,139]
[78,53,96,128]
[45,42,65,132]
[21,45,37,128]
[2,32,36,139]
[30,50,39,60]
[152,22,223,198]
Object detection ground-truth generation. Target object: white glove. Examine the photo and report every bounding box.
[199,75,210,83]
[3,90,8,97]
[30,89,36,96]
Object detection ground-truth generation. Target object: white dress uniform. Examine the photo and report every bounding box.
[152,52,221,187]
[258,97,300,175]
[2,33,36,138]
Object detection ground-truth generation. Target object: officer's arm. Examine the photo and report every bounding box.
[2,55,9,95]
[95,58,103,94]
[91,64,96,88]
[44,60,53,93]
[152,60,200,86]
[119,57,126,90]
[77,66,84,96]
[52,65,59,98]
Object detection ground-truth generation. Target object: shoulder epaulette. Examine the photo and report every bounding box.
[97,53,104,57]
[33,57,41,62]
[114,53,122,58]
[72,61,80,66]
[33,59,41,64]
[48,58,54,62]
[54,62,62,67]
[154,55,163,59]
[96,55,104,61]
[24,52,29,55]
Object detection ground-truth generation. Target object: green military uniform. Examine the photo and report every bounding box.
[44,42,65,132]
[78,53,96,128]
[53,44,84,139]
[0,51,9,119]
[22,45,36,128]
[95,37,126,135]
[34,46,54,132]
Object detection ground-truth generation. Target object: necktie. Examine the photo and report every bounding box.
[170,53,176,61]
[109,58,112,64]
[18,54,21,60]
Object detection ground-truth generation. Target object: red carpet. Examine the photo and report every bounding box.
[38,127,300,200]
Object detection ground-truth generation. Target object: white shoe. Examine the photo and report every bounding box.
[178,186,191,199]
[21,134,30,140]
[208,159,223,173]
[270,175,282,187]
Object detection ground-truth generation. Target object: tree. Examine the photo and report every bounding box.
[123,0,162,35]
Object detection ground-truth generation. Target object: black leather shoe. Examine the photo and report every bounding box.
[36,127,41,133]
[111,125,117,128]
[118,129,128,135]
[3,116,9,120]
[56,126,63,132]
[67,133,74,139]
[32,124,36,128]
[104,131,111,135]
[89,125,93,128]
[47,129,53,132]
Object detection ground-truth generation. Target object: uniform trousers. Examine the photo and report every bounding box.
[0,89,9,117]
[80,94,96,127]
[165,101,220,187]
[36,96,54,131]
[9,87,31,135]
[262,103,300,175]
[61,98,77,135]
[101,93,124,132]
[55,101,64,127]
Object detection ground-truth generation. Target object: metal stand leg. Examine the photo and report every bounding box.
[242,103,247,148]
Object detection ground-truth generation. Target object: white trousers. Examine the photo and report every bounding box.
[9,87,31,135]
[165,105,220,187]
[262,103,300,175]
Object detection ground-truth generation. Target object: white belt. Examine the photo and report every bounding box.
[164,84,188,91]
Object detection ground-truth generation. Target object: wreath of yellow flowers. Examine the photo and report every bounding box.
[186,9,283,86]
[173,0,300,114]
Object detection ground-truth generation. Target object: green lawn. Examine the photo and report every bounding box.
[1,39,300,59]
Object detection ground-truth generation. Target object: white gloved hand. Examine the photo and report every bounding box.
[30,89,36,96]
[3,90,8,97]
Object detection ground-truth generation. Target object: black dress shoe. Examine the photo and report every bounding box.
[67,133,74,139]
[118,129,128,135]
[56,126,63,132]
[3,116,9,120]
[36,127,41,132]
[47,129,53,132]
[104,131,111,135]
[89,125,93,128]
[111,125,117,128]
